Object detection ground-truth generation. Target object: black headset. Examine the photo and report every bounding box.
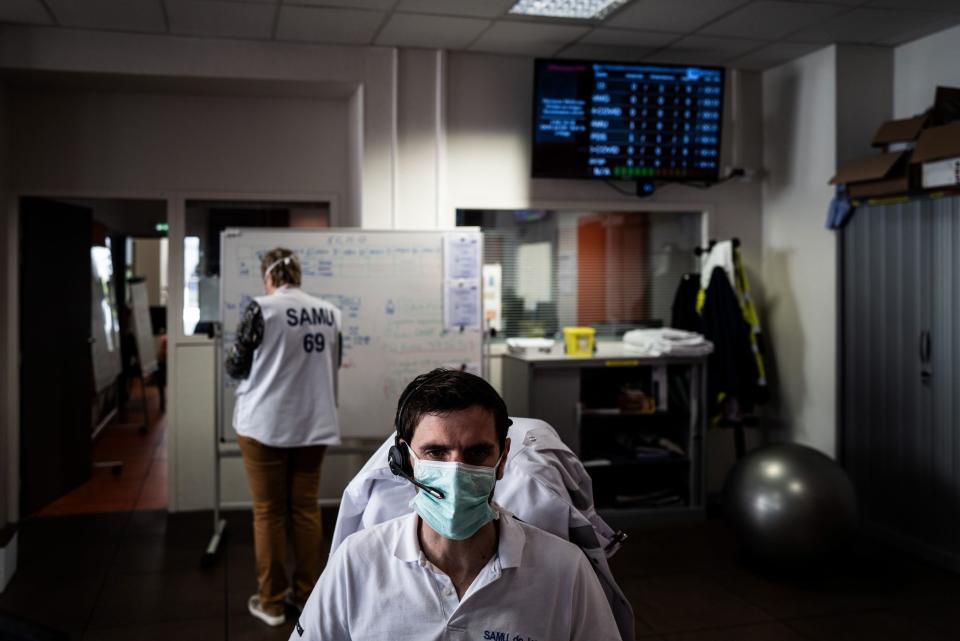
[387,371,446,500]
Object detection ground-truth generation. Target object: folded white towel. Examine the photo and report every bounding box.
[622,328,714,357]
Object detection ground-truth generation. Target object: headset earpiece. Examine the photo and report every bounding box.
[387,443,413,478]
[388,369,474,502]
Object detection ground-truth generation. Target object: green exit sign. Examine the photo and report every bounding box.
[155,222,169,233]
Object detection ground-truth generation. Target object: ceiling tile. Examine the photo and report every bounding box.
[0,0,54,26]
[729,41,823,70]
[865,0,960,12]
[394,0,516,19]
[787,8,960,45]
[880,14,960,45]
[167,1,275,39]
[468,20,589,56]
[555,43,658,62]
[606,0,752,33]
[581,27,679,48]
[648,34,766,64]
[701,1,846,40]
[276,6,384,44]
[286,0,397,9]
[45,0,167,32]
[375,13,490,48]
[774,0,862,4]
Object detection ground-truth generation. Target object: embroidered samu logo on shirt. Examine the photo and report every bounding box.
[483,632,538,641]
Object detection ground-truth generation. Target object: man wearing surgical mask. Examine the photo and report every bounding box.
[293,369,622,641]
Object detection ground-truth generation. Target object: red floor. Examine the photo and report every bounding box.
[38,384,168,516]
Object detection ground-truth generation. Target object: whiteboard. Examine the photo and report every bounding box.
[90,247,122,392]
[129,279,159,376]
[219,228,483,441]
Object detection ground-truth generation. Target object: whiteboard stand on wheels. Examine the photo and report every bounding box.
[204,321,229,566]
[203,228,484,564]
[128,277,159,435]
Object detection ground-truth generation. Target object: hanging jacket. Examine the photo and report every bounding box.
[671,273,703,333]
[701,266,760,416]
[731,248,769,404]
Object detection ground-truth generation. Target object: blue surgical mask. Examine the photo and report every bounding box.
[407,445,503,541]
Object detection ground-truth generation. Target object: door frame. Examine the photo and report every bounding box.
[3,188,339,520]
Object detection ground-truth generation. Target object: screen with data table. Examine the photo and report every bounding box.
[532,59,725,182]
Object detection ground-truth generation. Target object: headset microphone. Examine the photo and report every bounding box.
[388,370,447,501]
[387,446,445,500]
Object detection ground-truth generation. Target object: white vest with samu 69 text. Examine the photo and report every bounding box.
[233,287,342,447]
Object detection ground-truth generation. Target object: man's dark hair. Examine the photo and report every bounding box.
[395,369,511,450]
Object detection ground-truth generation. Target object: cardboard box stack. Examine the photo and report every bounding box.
[830,114,925,198]
[830,86,960,199]
[912,122,960,189]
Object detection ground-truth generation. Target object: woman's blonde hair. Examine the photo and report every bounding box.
[260,247,302,287]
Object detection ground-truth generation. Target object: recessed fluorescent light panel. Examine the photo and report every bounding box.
[509,0,629,20]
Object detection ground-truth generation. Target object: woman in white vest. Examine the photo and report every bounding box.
[225,247,342,628]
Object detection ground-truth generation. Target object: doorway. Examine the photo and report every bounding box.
[19,196,170,516]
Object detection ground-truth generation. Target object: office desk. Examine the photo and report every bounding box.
[502,345,707,525]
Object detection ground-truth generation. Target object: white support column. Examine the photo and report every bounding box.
[166,195,184,512]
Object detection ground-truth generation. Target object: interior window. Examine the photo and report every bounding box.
[457,209,702,339]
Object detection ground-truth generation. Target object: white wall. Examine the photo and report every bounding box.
[762,47,838,454]
[836,46,893,166]
[894,22,960,119]
[397,49,444,229]
[11,90,349,200]
[0,24,399,226]
[761,45,891,457]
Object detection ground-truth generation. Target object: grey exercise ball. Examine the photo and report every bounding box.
[723,443,858,564]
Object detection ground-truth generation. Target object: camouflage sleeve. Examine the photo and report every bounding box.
[224,301,264,380]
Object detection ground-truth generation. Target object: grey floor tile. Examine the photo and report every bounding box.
[109,537,210,576]
[88,570,225,628]
[0,576,102,628]
[891,599,960,639]
[663,622,808,641]
[18,513,129,551]
[711,564,902,619]
[635,612,659,637]
[124,510,174,539]
[15,542,118,584]
[84,617,223,641]
[227,613,296,641]
[610,525,741,580]
[622,574,772,634]
[0,609,85,640]
[785,610,954,641]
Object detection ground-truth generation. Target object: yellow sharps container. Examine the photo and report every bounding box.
[563,326,595,356]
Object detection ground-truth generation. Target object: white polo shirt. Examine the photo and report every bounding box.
[293,505,623,641]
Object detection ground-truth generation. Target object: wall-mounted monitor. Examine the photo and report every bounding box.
[532,59,725,182]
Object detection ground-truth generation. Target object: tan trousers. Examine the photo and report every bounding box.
[238,435,327,616]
